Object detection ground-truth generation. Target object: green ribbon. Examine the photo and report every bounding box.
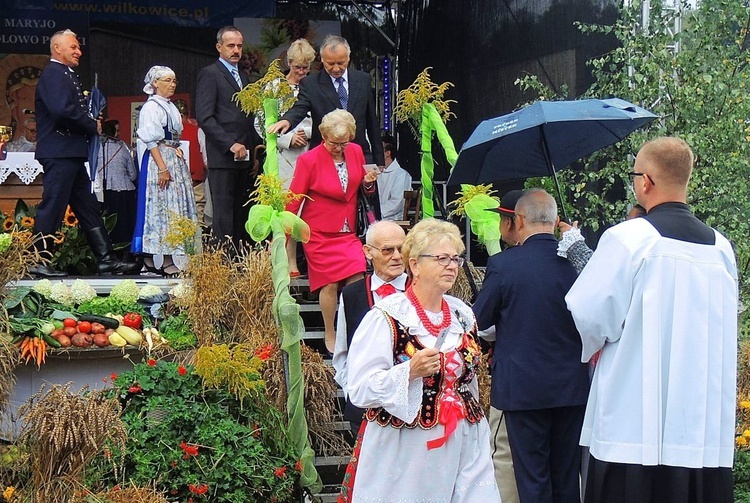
[464,194,502,256]
[244,206,320,493]
[420,103,458,218]
[263,98,279,177]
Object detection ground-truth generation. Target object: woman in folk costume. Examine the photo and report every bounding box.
[133,65,198,275]
[341,218,501,503]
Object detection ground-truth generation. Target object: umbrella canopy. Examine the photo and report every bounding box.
[447,97,657,187]
[87,81,106,181]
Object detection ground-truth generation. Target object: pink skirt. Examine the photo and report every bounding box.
[303,230,366,292]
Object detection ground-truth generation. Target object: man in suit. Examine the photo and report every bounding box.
[332,220,408,436]
[31,29,138,277]
[267,34,384,167]
[269,34,384,218]
[196,25,259,245]
[473,189,590,503]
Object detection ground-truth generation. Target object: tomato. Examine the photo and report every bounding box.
[122,313,143,329]
[77,321,92,334]
[63,318,77,328]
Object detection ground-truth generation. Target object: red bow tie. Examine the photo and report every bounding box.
[375,283,397,298]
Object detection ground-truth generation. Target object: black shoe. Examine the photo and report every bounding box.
[85,226,140,275]
[28,264,67,278]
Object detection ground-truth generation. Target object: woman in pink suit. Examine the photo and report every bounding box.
[286,110,379,352]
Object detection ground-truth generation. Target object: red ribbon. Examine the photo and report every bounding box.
[426,389,465,450]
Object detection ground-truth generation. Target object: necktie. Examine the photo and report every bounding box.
[231,68,242,88]
[375,283,397,298]
[335,76,348,110]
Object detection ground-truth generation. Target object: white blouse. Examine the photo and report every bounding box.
[136,95,183,149]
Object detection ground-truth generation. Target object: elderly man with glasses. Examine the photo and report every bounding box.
[333,220,408,436]
[473,188,590,503]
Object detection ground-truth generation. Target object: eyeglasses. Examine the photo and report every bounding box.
[368,244,402,257]
[419,254,465,267]
[628,171,655,185]
[325,140,350,149]
[291,64,310,71]
[157,78,178,85]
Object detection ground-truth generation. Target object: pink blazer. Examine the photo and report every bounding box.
[286,143,371,233]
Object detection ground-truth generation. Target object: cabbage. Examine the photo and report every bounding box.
[110,279,140,304]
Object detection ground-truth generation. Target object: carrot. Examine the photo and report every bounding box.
[20,337,32,364]
[38,339,46,367]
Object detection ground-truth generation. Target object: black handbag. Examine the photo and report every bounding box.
[356,186,376,240]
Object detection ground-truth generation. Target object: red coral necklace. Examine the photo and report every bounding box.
[406,286,451,335]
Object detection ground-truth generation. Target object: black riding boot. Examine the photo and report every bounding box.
[28,235,67,278]
[85,226,140,275]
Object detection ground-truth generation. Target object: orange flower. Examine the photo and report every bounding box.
[20,216,34,229]
[274,466,287,478]
[180,440,199,459]
[52,231,65,244]
[3,218,14,231]
[63,206,78,227]
[254,343,274,361]
[188,483,209,495]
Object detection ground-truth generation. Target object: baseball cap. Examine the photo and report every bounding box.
[485,190,523,217]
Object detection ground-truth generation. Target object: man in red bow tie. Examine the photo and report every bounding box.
[333,220,407,435]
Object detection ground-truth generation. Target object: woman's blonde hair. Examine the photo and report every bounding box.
[401,218,465,276]
[319,109,356,140]
[287,39,316,66]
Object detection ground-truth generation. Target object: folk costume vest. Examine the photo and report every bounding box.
[364,313,485,430]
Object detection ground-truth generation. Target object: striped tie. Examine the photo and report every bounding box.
[231,68,242,88]
[335,76,348,110]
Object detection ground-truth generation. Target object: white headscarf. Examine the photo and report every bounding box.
[143,65,175,95]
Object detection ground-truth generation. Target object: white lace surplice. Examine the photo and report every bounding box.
[347,294,501,503]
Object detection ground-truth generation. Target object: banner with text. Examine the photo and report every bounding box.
[0,10,89,54]
[1,0,274,28]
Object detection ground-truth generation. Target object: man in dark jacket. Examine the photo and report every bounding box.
[32,29,138,277]
[196,25,259,245]
[473,189,590,503]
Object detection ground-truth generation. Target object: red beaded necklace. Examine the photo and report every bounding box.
[406,286,451,335]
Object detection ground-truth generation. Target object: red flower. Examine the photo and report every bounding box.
[110,372,118,381]
[254,343,274,361]
[148,358,157,366]
[178,365,187,376]
[180,440,199,459]
[274,466,287,478]
[188,483,209,495]
[128,384,142,393]
[295,459,303,471]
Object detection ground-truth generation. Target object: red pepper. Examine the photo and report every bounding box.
[122,313,142,329]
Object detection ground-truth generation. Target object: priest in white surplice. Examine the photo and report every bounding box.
[565,137,737,503]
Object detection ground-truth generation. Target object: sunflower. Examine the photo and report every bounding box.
[64,208,78,227]
[20,216,34,229]
[2,218,13,232]
[53,231,65,245]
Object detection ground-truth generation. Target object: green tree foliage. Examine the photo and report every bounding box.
[520,0,750,302]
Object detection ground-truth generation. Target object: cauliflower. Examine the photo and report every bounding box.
[32,278,53,298]
[138,284,163,299]
[70,279,97,305]
[0,233,11,254]
[110,279,140,304]
[169,281,191,302]
[49,282,73,306]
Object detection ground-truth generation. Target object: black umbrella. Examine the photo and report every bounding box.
[447,97,657,219]
[87,74,106,181]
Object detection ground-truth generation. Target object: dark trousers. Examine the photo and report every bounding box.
[584,455,733,503]
[206,166,253,246]
[35,157,104,234]
[505,405,586,503]
[103,189,137,247]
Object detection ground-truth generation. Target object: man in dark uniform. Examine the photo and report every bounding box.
[31,29,138,277]
[473,189,590,503]
[196,26,259,246]
[333,220,407,435]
